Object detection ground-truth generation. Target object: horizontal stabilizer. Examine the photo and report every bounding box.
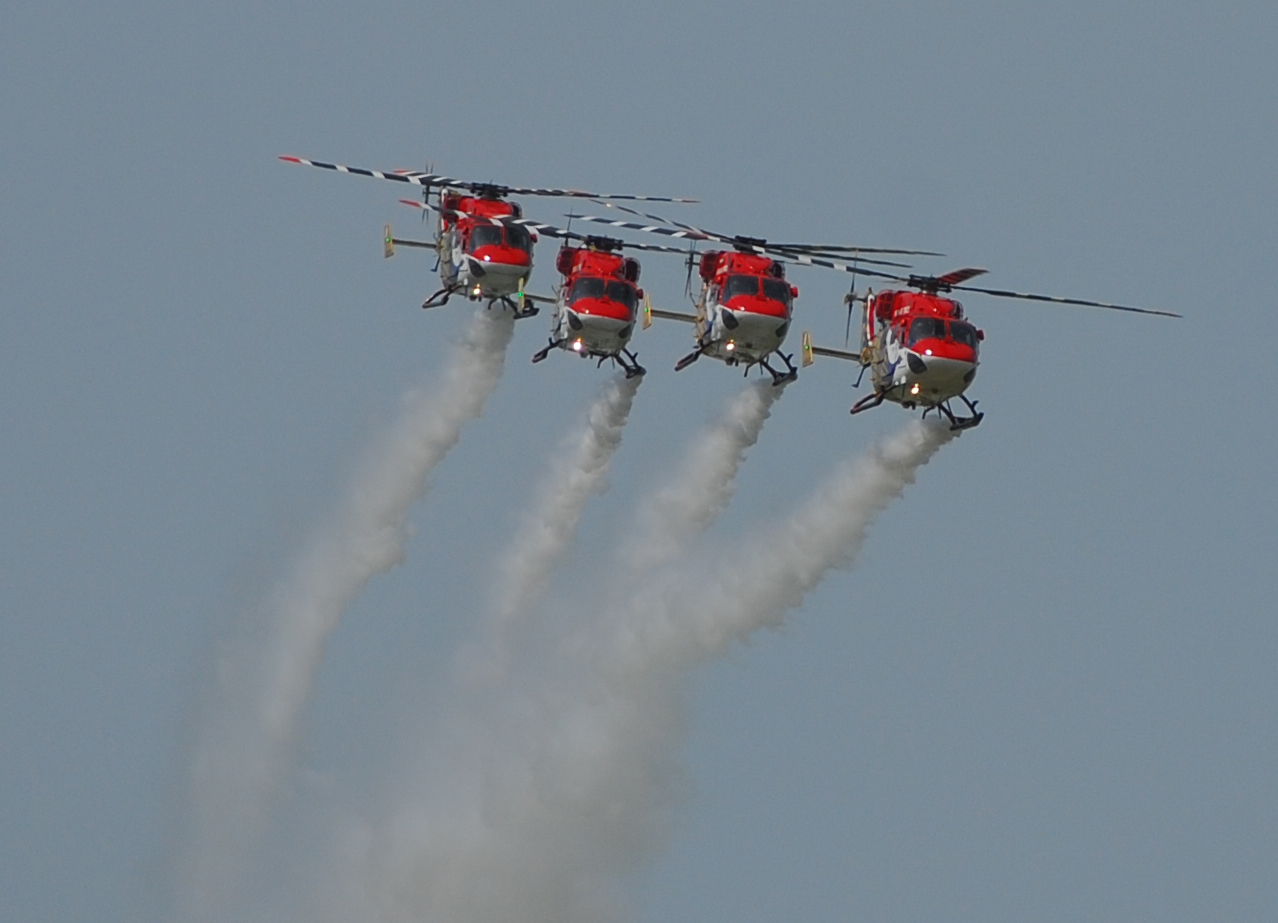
[648,308,698,324]
[801,330,863,367]
[384,222,432,255]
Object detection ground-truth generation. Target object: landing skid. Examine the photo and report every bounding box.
[531,340,645,378]
[925,394,984,431]
[759,352,798,387]
[496,295,539,319]
[674,345,705,372]
[422,285,460,309]
[850,391,886,416]
[616,347,645,379]
[531,339,561,364]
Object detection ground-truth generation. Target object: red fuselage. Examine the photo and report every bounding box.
[695,251,797,365]
[550,246,643,359]
[866,290,983,405]
[444,194,534,277]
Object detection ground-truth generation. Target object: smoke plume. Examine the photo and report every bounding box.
[317,419,953,923]
[484,373,643,672]
[624,380,785,575]
[603,419,957,677]
[172,308,515,923]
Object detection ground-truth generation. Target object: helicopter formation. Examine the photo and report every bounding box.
[280,155,1181,430]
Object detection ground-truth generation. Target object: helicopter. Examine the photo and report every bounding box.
[799,267,1181,430]
[279,155,695,317]
[529,234,692,378]
[568,203,937,385]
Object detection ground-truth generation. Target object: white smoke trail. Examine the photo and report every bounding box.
[315,420,953,923]
[483,373,643,673]
[624,380,785,575]
[173,308,515,923]
[604,419,957,677]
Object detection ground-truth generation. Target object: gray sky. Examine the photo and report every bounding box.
[3,2,1276,921]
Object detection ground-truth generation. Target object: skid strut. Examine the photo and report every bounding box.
[759,352,798,387]
[850,391,886,416]
[422,285,461,309]
[936,394,983,431]
[531,339,562,364]
[674,344,705,372]
[617,347,646,378]
[496,295,539,319]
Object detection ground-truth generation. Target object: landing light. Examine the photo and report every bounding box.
[725,341,736,352]
[483,255,491,262]
[910,383,921,395]
[924,349,932,355]
[572,339,583,352]
[472,285,482,296]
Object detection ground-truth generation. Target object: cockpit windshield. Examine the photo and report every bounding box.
[761,278,793,306]
[467,225,504,251]
[605,280,638,310]
[506,224,533,253]
[907,317,948,346]
[950,321,980,348]
[568,277,606,304]
[722,274,759,299]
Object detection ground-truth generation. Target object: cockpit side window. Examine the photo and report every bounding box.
[506,224,533,253]
[604,281,638,310]
[723,274,759,299]
[950,321,979,348]
[761,277,793,306]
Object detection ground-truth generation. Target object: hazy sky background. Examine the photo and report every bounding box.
[3,2,1276,921]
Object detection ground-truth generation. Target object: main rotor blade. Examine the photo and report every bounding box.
[935,267,988,287]
[281,155,697,201]
[766,243,944,256]
[282,156,460,187]
[950,283,1181,317]
[579,201,926,268]
[396,200,687,253]
[772,254,910,282]
[584,201,726,239]
[572,209,915,280]
[599,240,693,254]
[569,212,713,242]
[586,201,937,258]
[765,247,913,268]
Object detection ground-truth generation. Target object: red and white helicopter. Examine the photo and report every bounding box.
[279,155,695,317]
[526,233,691,378]
[799,267,1181,429]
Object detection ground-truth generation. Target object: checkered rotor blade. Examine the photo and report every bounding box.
[281,156,696,201]
[766,243,944,256]
[948,282,1180,317]
[576,201,926,268]
[771,253,910,282]
[280,156,466,188]
[397,202,695,255]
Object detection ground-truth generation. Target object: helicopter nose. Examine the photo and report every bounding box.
[905,354,977,399]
